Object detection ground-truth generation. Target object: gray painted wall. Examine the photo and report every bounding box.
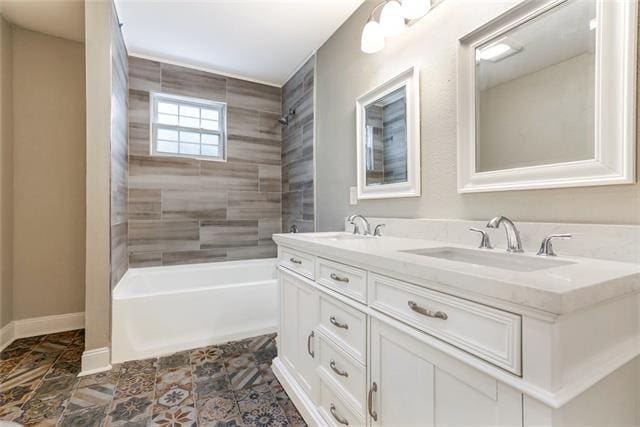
[315,0,640,232]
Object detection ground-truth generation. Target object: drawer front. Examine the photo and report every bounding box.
[317,334,366,416]
[279,247,315,280]
[317,258,366,303]
[369,273,522,375]
[318,380,365,427]
[318,294,367,363]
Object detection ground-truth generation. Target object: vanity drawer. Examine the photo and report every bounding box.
[318,294,367,363]
[318,380,365,427]
[279,247,315,280]
[317,334,366,416]
[368,273,522,375]
[317,258,366,303]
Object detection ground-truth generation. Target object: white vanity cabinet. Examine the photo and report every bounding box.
[272,242,640,427]
[369,318,522,427]
[279,267,320,403]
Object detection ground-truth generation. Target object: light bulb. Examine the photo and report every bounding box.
[361,20,385,54]
[380,1,406,37]
[400,0,428,20]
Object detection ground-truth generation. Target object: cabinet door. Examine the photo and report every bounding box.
[369,319,522,427]
[296,276,320,400]
[278,270,320,401]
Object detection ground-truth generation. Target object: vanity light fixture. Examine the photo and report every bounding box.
[360,0,431,54]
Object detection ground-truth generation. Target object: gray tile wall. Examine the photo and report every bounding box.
[127,57,283,267]
[111,5,128,288]
[282,56,315,233]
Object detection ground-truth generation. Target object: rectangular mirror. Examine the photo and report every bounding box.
[458,0,637,193]
[356,67,420,199]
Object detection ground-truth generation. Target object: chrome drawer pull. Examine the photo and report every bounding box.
[289,257,302,265]
[330,273,350,283]
[330,360,349,377]
[368,382,378,421]
[408,301,448,320]
[307,331,315,358]
[330,404,349,425]
[329,316,349,330]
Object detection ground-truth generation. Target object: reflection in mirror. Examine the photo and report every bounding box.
[475,0,596,173]
[364,86,408,186]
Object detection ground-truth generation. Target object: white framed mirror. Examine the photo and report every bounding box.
[356,66,421,199]
[457,0,637,193]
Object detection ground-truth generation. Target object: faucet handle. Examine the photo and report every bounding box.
[373,224,386,237]
[469,228,493,249]
[537,234,572,257]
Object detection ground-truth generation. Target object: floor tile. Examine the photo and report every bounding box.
[0,357,22,382]
[194,373,229,401]
[114,371,156,399]
[240,399,289,427]
[197,391,239,424]
[228,365,263,391]
[15,389,71,425]
[193,362,225,381]
[219,341,248,359]
[58,404,109,427]
[158,351,190,372]
[107,392,154,426]
[150,403,198,426]
[190,347,224,365]
[0,345,32,361]
[66,382,117,413]
[224,354,256,373]
[157,386,192,408]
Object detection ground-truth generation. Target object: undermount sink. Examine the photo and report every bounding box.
[311,232,372,241]
[400,247,575,272]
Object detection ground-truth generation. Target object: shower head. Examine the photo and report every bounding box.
[279,108,296,126]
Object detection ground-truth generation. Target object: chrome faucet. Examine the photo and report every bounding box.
[347,214,371,236]
[486,216,524,253]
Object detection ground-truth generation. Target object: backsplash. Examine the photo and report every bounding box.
[127,57,283,267]
[282,56,315,233]
[345,217,640,264]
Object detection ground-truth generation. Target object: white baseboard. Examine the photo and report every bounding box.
[79,347,112,376]
[0,312,85,351]
[272,357,326,427]
[0,321,15,351]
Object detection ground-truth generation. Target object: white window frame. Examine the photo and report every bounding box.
[150,92,227,162]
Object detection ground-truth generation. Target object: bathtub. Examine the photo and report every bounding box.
[112,258,278,363]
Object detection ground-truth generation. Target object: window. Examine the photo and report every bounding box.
[151,93,227,161]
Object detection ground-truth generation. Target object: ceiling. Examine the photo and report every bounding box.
[0,0,85,43]
[115,0,365,87]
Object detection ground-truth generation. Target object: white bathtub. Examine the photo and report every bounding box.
[112,258,278,363]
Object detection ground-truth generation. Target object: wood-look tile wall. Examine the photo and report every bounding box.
[282,56,315,233]
[111,5,128,287]
[127,57,282,267]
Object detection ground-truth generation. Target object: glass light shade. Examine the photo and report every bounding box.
[401,0,429,19]
[361,20,385,54]
[380,1,406,37]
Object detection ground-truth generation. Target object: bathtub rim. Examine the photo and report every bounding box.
[112,257,277,301]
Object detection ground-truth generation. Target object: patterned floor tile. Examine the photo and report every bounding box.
[114,371,156,399]
[193,362,225,381]
[158,352,190,372]
[156,366,192,395]
[228,365,263,391]
[58,404,109,427]
[0,331,304,427]
[197,391,239,424]
[107,393,154,426]
[150,403,198,426]
[190,347,224,365]
[241,400,289,427]
[194,373,229,401]
[15,389,71,425]
[66,382,117,413]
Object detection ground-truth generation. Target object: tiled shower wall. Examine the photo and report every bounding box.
[282,56,315,233]
[127,57,283,267]
[110,5,128,287]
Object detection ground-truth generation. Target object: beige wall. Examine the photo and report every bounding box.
[12,27,86,320]
[315,0,640,231]
[0,16,13,329]
[84,0,114,351]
